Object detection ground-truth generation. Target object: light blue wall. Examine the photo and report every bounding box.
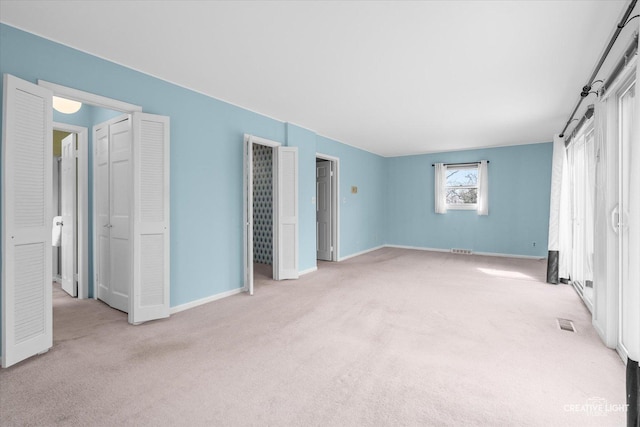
[0,23,285,310]
[316,135,387,257]
[386,143,553,257]
[0,24,388,318]
[0,23,554,359]
[53,103,93,128]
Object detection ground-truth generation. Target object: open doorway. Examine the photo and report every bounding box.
[52,130,69,286]
[52,123,89,299]
[316,154,340,263]
[2,75,172,368]
[243,134,299,295]
[252,143,275,282]
[52,128,78,297]
[51,102,123,303]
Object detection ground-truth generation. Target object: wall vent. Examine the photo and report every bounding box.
[557,318,576,332]
[451,248,472,255]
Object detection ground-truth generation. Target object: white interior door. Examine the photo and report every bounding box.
[1,74,53,368]
[107,118,132,313]
[60,133,76,297]
[130,112,170,324]
[52,158,59,280]
[95,124,110,306]
[243,137,254,294]
[274,146,299,280]
[95,116,131,313]
[316,160,332,261]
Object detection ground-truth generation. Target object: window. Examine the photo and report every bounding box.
[445,164,478,209]
[434,160,488,215]
[567,119,595,307]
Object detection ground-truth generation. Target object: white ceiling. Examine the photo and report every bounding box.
[0,1,630,156]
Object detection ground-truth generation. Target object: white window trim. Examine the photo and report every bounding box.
[447,203,478,211]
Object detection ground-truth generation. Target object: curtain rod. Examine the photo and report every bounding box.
[559,0,638,138]
[431,161,489,167]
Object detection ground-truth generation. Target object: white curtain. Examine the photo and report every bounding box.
[548,134,572,281]
[585,130,596,283]
[558,137,572,281]
[592,97,609,327]
[548,135,564,253]
[477,160,489,216]
[434,163,447,214]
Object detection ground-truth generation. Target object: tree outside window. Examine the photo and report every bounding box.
[445,165,478,207]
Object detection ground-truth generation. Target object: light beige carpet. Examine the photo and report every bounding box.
[0,248,626,426]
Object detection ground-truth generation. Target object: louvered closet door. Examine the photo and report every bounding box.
[1,74,53,368]
[130,113,170,324]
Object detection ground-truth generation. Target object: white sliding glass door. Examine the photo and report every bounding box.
[617,77,636,361]
[568,122,595,309]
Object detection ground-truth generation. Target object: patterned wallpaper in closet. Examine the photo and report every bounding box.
[253,144,273,264]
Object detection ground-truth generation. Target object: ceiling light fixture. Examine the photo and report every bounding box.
[53,96,82,114]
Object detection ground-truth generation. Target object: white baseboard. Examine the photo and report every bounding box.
[299,266,318,276]
[170,266,317,316]
[385,244,545,260]
[473,251,546,260]
[338,245,385,261]
[170,287,244,314]
[385,244,449,253]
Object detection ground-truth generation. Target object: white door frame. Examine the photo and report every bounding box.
[53,122,88,299]
[38,80,142,113]
[316,153,340,262]
[243,134,281,294]
[594,53,638,353]
[39,81,143,307]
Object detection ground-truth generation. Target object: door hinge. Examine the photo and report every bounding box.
[330,246,334,252]
[330,171,334,176]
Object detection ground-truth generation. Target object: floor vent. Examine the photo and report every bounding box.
[557,318,576,332]
[451,248,472,255]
